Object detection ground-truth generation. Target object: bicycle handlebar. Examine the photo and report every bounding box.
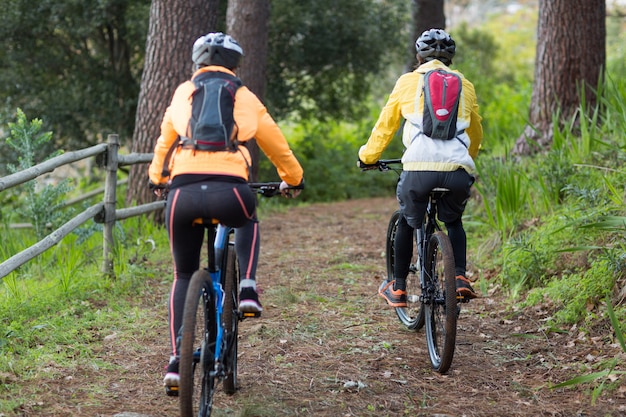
[359,158,402,172]
[153,181,303,200]
[248,182,282,197]
[248,181,304,198]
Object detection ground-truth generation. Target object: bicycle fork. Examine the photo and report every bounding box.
[209,226,228,376]
[210,274,227,377]
[415,227,431,305]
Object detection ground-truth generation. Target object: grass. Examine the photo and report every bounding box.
[0,213,170,413]
[1,25,626,414]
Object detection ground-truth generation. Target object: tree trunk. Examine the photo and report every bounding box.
[407,0,445,71]
[514,0,606,155]
[126,0,220,206]
[226,0,271,182]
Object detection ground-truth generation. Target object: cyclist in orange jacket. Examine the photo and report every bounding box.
[148,32,304,392]
[358,29,483,307]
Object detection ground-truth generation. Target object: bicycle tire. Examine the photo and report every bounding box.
[222,244,239,395]
[179,270,218,417]
[423,231,457,373]
[386,210,424,330]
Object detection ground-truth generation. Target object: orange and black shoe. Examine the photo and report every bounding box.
[378,280,407,307]
[163,358,180,397]
[456,275,478,300]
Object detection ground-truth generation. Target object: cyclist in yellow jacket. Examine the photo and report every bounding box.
[148,32,304,392]
[358,29,483,307]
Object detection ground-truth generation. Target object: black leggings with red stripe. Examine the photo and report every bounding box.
[164,177,258,357]
[395,169,474,284]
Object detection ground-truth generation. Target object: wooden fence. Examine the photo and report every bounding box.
[0,134,165,279]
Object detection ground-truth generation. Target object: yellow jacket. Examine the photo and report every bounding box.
[149,66,303,186]
[359,60,483,173]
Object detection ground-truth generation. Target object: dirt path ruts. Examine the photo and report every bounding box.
[27,197,626,417]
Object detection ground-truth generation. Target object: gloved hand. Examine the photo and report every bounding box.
[279,180,303,198]
[357,159,379,170]
[148,180,168,198]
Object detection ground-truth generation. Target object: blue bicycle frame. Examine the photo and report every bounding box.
[206,223,233,366]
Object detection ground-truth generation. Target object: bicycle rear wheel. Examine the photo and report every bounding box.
[386,210,424,330]
[179,270,218,417]
[221,244,239,395]
[423,231,457,373]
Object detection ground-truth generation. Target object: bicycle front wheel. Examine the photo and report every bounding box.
[179,270,218,417]
[423,231,457,373]
[386,210,424,330]
[221,244,239,395]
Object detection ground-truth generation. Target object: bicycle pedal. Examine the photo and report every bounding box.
[241,311,261,318]
[456,294,472,303]
[165,386,179,397]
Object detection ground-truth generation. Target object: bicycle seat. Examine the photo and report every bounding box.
[193,217,220,226]
[430,188,450,199]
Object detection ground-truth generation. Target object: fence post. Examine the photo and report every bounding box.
[102,134,119,276]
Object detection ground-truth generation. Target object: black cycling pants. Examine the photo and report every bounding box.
[164,179,258,357]
[394,170,474,286]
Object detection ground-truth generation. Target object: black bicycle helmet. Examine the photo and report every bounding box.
[192,32,243,70]
[415,29,456,65]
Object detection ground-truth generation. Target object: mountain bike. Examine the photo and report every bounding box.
[175,182,289,417]
[363,159,463,373]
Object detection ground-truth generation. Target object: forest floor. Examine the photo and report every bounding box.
[15,197,626,417]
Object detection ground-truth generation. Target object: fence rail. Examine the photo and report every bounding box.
[0,134,165,280]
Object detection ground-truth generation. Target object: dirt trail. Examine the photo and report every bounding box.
[27,197,626,417]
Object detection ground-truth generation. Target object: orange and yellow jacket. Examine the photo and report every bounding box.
[149,66,303,186]
[359,60,483,174]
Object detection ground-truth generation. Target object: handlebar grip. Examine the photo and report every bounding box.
[358,160,379,170]
[248,182,281,197]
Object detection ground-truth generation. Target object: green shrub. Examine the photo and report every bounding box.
[3,109,73,239]
[523,257,620,326]
[259,117,404,202]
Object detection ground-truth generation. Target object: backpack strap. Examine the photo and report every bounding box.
[161,136,181,178]
[191,70,242,90]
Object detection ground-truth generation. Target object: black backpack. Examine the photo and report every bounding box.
[186,71,243,151]
[160,72,243,178]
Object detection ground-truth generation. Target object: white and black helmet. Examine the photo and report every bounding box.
[415,29,456,65]
[192,32,243,70]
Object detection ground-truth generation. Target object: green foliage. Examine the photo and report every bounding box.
[0,0,409,151]
[4,109,58,171]
[1,6,626,410]
[470,58,626,327]
[550,363,625,406]
[0,0,151,150]
[524,258,616,325]
[475,157,530,239]
[0,214,168,407]
[267,0,409,121]
[606,295,626,354]
[480,5,537,84]
[258,117,404,202]
[3,109,73,238]
[452,23,533,157]
[452,23,502,94]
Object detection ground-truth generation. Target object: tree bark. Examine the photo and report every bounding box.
[126,0,220,206]
[407,0,445,71]
[514,0,606,155]
[226,0,271,182]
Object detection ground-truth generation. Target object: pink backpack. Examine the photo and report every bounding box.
[422,69,462,140]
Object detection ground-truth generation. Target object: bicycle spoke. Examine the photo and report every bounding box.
[222,244,239,395]
[179,270,217,417]
[387,210,424,330]
[424,232,457,373]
